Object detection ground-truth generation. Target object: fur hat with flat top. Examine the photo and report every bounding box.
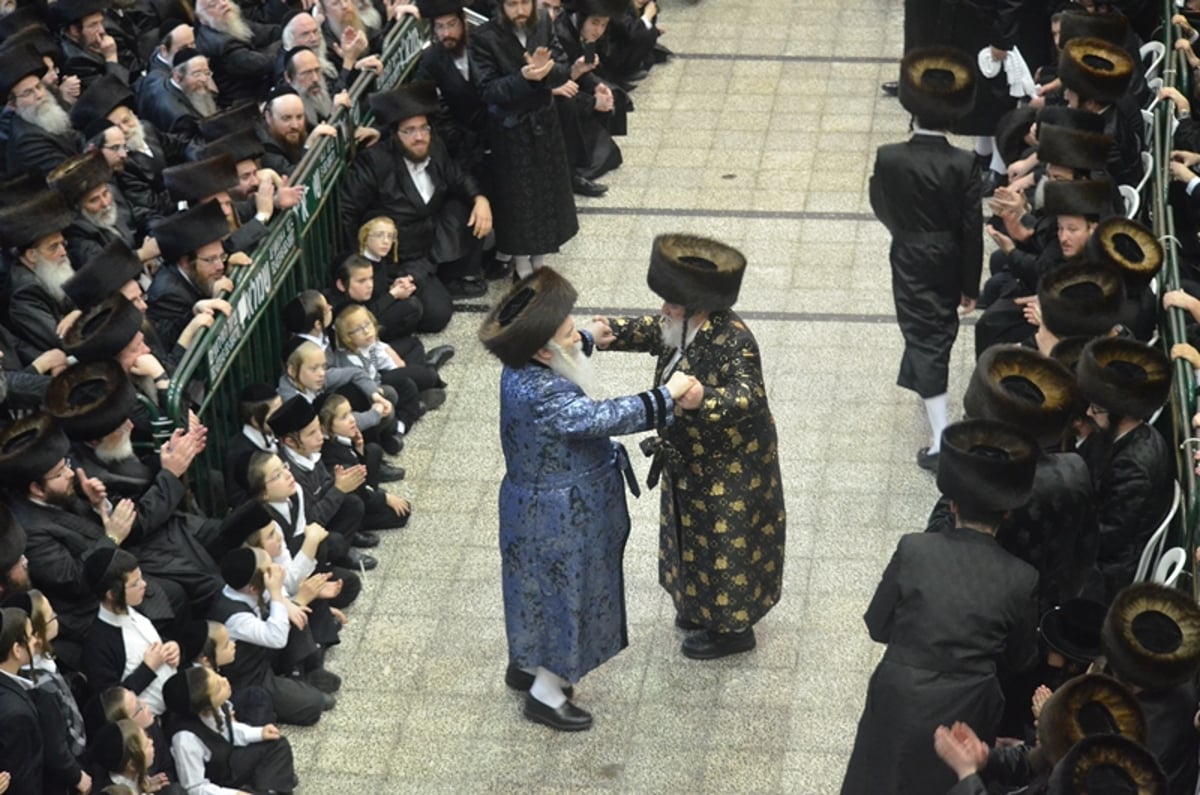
[897,46,976,128]
[480,268,578,368]
[647,233,746,312]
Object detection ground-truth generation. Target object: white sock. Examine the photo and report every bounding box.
[974,136,994,157]
[529,666,567,708]
[530,254,546,271]
[513,256,534,279]
[989,149,1006,175]
[924,393,949,453]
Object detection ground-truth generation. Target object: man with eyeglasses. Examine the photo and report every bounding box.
[146,199,237,347]
[139,47,220,138]
[340,80,492,301]
[1,44,81,178]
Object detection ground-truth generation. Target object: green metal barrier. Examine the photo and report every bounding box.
[164,16,427,513]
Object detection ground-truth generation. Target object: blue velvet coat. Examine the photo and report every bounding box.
[497,361,674,683]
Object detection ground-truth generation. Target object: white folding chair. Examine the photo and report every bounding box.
[1118,184,1140,219]
[1141,40,1166,79]
[1141,108,1154,143]
[1134,479,1181,582]
[1153,547,1187,586]
[1137,151,1153,194]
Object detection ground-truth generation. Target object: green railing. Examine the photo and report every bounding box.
[164,16,427,513]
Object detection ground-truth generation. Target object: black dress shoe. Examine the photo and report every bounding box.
[674,615,703,631]
[340,548,377,571]
[304,668,342,693]
[681,628,756,660]
[504,664,573,698]
[418,387,447,412]
[572,174,608,197]
[380,434,404,456]
[916,447,939,472]
[881,80,899,97]
[523,694,593,731]
[446,277,488,298]
[377,463,406,482]
[425,345,455,370]
[484,257,513,280]
[351,531,380,548]
[321,694,337,711]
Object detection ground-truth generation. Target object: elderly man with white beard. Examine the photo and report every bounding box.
[0,189,78,352]
[137,48,220,137]
[194,0,281,106]
[277,10,380,90]
[479,267,698,732]
[283,46,348,127]
[1,45,81,177]
[48,150,159,269]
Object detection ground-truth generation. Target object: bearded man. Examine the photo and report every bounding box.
[0,190,76,352]
[595,234,787,661]
[258,88,338,176]
[2,45,80,177]
[479,267,697,732]
[414,0,487,173]
[48,150,152,269]
[194,0,281,106]
[53,0,131,90]
[138,47,219,137]
[283,47,342,126]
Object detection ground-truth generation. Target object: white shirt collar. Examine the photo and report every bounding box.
[282,445,320,472]
[242,425,276,452]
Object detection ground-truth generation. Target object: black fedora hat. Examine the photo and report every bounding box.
[162,154,238,205]
[368,80,439,128]
[1040,599,1109,665]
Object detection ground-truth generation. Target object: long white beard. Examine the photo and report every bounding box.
[32,252,73,303]
[315,38,338,79]
[124,119,148,152]
[546,339,598,397]
[1032,176,1047,212]
[84,203,120,233]
[205,5,252,42]
[186,86,219,117]
[94,429,135,463]
[357,1,381,33]
[660,313,686,352]
[17,96,72,136]
[301,83,333,125]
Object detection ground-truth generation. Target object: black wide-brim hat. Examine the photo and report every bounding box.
[204,128,265,166]
[47,150,111,207]
[0,412,70,484]
[964,346,1077,442]
[1042,178,1114,219]
[368,80,439,128]
[0,172,54,209]
[68,74,133,132]
[936,418,1038,512]
[50,0,109,27]
[1036,673,1146,767]
[575,0,628,18]
[415,0,464,18]
[1040,599,1109,665]
[163,154,238,205]
[197,102,261,142]
[1076,337,1170,420]
[62,293,143,363]
[1058,9,1129,47]
[647,233,746,311]
[45,359,137,441]
[0,503,25,573]
[994,105,1037,166]
[221,501,276,546]
[268,394,317,437]
[1087,217,1163,287]
[1102,583,1200,690]
[898,46,976,127]
[62,238,143,312]
[1059,37,1134,104]
[0,189,74,252]
[152,199,229,263]
[1038,124,1113,173]
[480,267,578,368]
[1045,735,1166,795]
[1037,261,1125,340]
[0,42,47,102]
[0,24,64,67]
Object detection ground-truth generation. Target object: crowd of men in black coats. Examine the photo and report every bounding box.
[0,0,674,791]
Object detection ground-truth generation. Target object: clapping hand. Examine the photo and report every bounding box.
[522,47,554,81]
[933,721,988,781]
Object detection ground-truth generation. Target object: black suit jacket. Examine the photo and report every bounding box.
[59,34,131,92]
[414,44,487,162]
[5,114,80,178]
[0,673,44,795]
[195,22,281,107]
[146,263,205,346]
[138,78,203,138]
[6,264,66,353]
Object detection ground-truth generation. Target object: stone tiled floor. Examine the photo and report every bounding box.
[284,0,983,791]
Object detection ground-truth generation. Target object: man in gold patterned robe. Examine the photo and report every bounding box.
[593,234,786,660]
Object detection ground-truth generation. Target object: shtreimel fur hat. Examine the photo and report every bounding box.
[1034,673,1146,771]
[1059,37,1134,104]
[935,419,1038,512]
[1076,337,1170,420]
[647,233,746,311]
[1102,582,1200,691]
[963,346,1077,443]
[1086,217,1163,287]
[480,267,578,368]
[1037,261,1125,339]
[45,359,137,441]
[897,46,976,128]
[1045,734,1166,795]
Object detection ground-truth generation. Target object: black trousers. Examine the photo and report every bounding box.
[226,735,297,792]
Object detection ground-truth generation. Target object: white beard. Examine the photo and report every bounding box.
[300,84,333,125]
[203,4,252,42]
[546,339,598,397]
[186,86,219,117]
[1032,175,1047,212]
[357,1,381,33]
[94,429,135,463]
[32,252,73,303]
[124,119,148,152]
[660,313,685,352]
[17,96,72,136]
[83,203,120,233]
[316,39,338,79]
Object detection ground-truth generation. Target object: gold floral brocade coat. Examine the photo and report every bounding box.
[607,310,786,631]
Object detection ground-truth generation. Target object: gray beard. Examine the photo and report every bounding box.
[1032,176,1047,212]
[83,203,120,233]
[546,339,598,397]
[660,313,685,352]
[17,97,72,136]
[186,87,219,117]
[357,2,381,33]
[206,7,252,42]
[32,254,73,304]
[301,86,333,126]
[124,119,148,152]
[316,38,338,79]
[94,431,135,464]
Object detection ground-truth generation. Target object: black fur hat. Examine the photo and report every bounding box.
[368,80,439,128]
[1050,335,1092,373]
[1042,178,1114,218]
[0,189,74,251]
[0,413,70,484]
[963,346,1077,443]
[0,42,46,99]
[1037,105,1107,135]
[1059,37,1134,104]
[45,359,137,441]
[1045,734,1166,795]
[267,395,317,437]
[62,238,142,311]
[647,233,746,311]
[936,419,1038,512]
[1103,582,1200,691]
[162,154,238,205]
[0,172,52,208]
[1035,673,1146,769]
[1038,124,1113,172]
[1037,262,1125,339]
[197,102,261,142]
[68,74,133,132]
[480,267,578,368]
[994,106,1037,166]
[203,128,264,166]
[152,199,228,263]
[49,0,109,27]
[897,46,976,127]
[1058,9,1130,47]
[1076,337,1170,420]
[46,150,111,207]
[1086,217,1162,286]
[62,293,143,363]
[0,24,63,67]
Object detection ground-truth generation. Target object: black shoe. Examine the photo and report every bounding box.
[917,447,939,472]
[339,548,377,571]
[377,463,406,482]
[418,388,447,412]
[572,174,608,197]
[446,276,488,298]
[504,664,573,698]
[681,628,756,660]
[484,257,513,280]
[881,80,899,97]
[304,668,342,693]
[674,615,703,631]
[351,531,380,548]
[626,68,649,82]
[380,434,404,456]
[425,345,455,370]
[321,694,337,711]
[523,694,593,731]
